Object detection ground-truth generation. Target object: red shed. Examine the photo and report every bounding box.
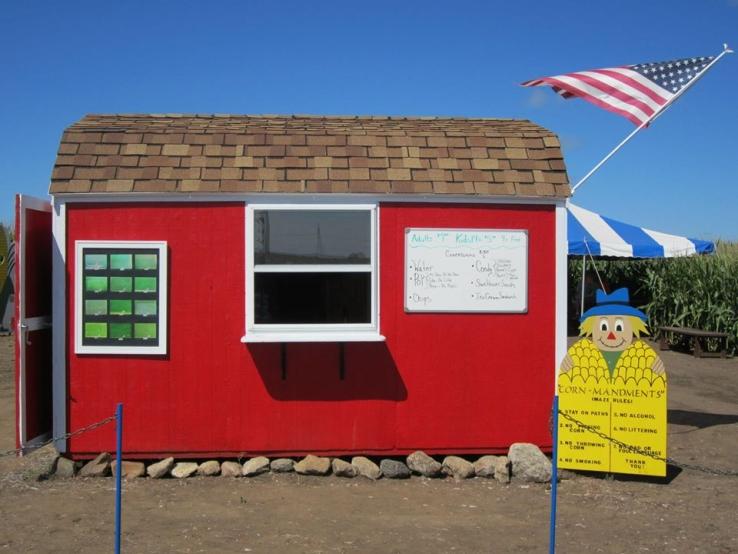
[16,115,570,459]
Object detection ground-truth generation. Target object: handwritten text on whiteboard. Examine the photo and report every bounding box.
[404,228,528,312]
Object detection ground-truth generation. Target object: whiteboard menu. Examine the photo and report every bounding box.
[404,228,528,313]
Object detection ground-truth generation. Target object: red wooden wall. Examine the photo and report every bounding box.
[65,201,555,458]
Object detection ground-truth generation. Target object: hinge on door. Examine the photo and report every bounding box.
[19,323,31,345]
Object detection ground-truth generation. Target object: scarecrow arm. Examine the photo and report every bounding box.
[651,357,665,375]
[559,354,574,373]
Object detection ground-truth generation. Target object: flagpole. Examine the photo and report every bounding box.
[571,44,733,194]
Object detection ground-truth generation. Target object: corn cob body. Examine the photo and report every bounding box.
[566,338,666,386]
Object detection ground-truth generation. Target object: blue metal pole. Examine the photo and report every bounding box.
[115,403,123,554]
[549,395,559,554]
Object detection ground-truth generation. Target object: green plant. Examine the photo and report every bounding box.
[568,242,738,355]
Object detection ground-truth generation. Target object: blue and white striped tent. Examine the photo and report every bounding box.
[567,203,715,258]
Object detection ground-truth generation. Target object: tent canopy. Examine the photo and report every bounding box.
[567,203,715,258]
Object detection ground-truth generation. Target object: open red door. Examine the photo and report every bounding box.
[15,194,53,452]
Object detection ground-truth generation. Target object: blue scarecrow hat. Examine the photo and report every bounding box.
[580,287,647,322]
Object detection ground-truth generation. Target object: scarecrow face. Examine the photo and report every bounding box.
[592,316,634,352]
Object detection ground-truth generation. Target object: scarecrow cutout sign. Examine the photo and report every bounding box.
[557,288,667,476]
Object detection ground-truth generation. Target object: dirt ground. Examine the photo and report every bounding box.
[1,334,737,553]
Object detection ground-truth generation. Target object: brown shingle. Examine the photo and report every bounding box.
[133,180,177,192]
[471,159,499,170]
[74,167,116,180]
[122,144,148,155]
[348,180,390,193]
[52,167,75,180]
[159,167,201,180]
[58,143,79,155]
[102,133,143,144]
[196,133,232,144]
[183,156,222,168]
[162,144,190,156]
[116,167,159,180]
[93,179,134,193]
[181,179,221,192]
[263,180,304,193]
[63,132,101,143]
[466,136,505,148]
[307,135,347,146]
[220,179,262,192]
[96,155,138,167]
[78,143,119,155]
[49,114,570,198]
[306,180,349,193]
[475,182,515,195]
[391,181,433,194]
[139,156,180,168]
[427,136,465,148]
[433,182,475,194]
[387,136,426,147]
[266,157,307,168]
[286,168,328,180]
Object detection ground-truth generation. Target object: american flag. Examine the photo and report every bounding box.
[521,56,714,126]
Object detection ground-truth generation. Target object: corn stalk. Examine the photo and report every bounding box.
[568,241,737,355]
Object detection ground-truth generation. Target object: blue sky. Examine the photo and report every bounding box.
[2,0,737,240]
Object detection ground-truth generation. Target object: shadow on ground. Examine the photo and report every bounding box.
[668,409,738,429]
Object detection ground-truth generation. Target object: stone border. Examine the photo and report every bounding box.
[54,443,555,484]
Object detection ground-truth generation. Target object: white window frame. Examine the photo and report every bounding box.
[74,240,168,355]
[242,203,383,343]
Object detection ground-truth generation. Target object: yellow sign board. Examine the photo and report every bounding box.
[557,371,667,476]
[557,287,668,477]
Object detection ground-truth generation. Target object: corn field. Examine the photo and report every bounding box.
[568,241,738,356]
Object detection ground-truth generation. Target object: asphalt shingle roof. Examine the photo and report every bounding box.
[50,114,570,198]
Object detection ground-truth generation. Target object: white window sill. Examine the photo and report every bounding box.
[241,332,386,343]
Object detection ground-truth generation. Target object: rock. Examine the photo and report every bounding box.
[406,451,442,477]
[351,456,382,480]
[294,455,331,476]
[171,462,198,479]
[220,461,242,477]
[270,458,295,473]
[508,443,552,483]
[53,456,77,478]
[78,452,111,477]
[331,458,356,478]
[380,459,411,479]
[558,468,577,480]
[242,456,270,477]
[442,456,475,480]
[33,448,59,481]
[473,455,499,478]
[110,460,146,479]
[147,457,175,479]
[197,460,221,476]
[494,456,511,484]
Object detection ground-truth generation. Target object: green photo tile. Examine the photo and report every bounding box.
[134,277,157,293]
[84,299,107,316]
[135,300,157,317]
[84,254,107,270]
[84,322,107,339]
[85,276,108,293]
[134,323,157,340]
[109,323,133,340]
[110,276,133,293]
[135,254,158,271]
[109,299,132,315]
[110,253,133,270]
